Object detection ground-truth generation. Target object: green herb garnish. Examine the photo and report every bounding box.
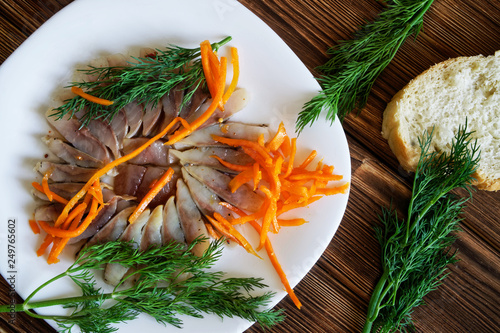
[296,0,434,132]
[51,36,232,127]
[363,123,480,332]
[0,238,284,332]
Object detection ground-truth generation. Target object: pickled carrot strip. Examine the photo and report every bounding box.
[129,167,174,224]
[219,201,301,309]
[31,182,68,204]
[222,47,239,104]
[42,169,54,202]
[71,86,114,106]
[213,213,261,259]
[36,234,53,257]
[29,220,41,234]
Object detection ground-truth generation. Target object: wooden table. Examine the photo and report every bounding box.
[0,1,498,332]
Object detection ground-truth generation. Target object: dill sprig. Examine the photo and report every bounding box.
[0,238,284,332]
[296,0,434,133]
[51,36,232,126]
[363,123,480,333]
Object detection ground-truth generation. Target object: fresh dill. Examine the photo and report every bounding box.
[0,238,284,332]
[363,123,480,333]
[296,0,434,133]
[51,36,232,127]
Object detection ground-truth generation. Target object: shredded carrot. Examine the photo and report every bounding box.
[213,212,261,259]
[61,203,87,230]
[129,167,174,223]
[48,204,86,264]
[40,197,102,238]
[32,182,69,204]
[251,219,302,308]
[87,179,103,204]
[47,237,63,264]
[266,122,287,152]
[200,41,217,100]
[41,169,54,202]
[278,218,308,227]
[252,163,262,190]
[36,234,53,257]
[71,86,114,106]
[257,133,266,149]
[29,219,41,234]
[205,215,239,243]
[222,47,239,104]
[298,150,317,169]
[205,222,221,240]
[212,135,272,165]
[219,201,301,309]
[211,155,252,172]
[277,196,322,215]
[228,169,254,193]
[288,172,343,182]
[315,183,350,195]
[284,138,297,177]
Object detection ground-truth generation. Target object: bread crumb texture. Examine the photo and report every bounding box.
[382,51,500,191]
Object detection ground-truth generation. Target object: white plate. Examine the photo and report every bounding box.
[0,0,350,332]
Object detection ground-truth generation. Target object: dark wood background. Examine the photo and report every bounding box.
[1,1,499,332]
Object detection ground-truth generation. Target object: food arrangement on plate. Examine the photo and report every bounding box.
[1,0,498,332]
[12,37,348,331]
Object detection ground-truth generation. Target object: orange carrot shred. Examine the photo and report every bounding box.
[222,47,239,104]
[42,169,54,202]
[29,219,41,234]
[205,222,221,240]
[283,138,297,177]
[219,201,301,308]
[252,162,262,190]
[40,197,102,239]
[129,167,174,223]
[298,150,317,169]
[278,218,308,227]
[212,135,272,165]
[213,213,261,259]
[205,215,239,243]
[201,40,219,103]
[250,219,301,309]
[71,86,114,106]
[315,182,350,195]
[211,155,252,172]
[228,169,254,193]
[61,202,87,230]
[266,122,287,152]
[37,234,53,257]
[32,182,68,204]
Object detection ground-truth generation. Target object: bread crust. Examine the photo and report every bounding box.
[382,54,500,191]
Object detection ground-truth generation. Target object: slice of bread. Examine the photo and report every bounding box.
[382,51,500,191]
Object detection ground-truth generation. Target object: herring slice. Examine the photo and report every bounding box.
[184,165,264,213]
[175,179,210,257]
[35,161,97,183]
[162,196,185,245]
[181,167,233,218]
[171,147,253,174]
[140,205,164,251]
[173,122,270,149]
[104,209,150,286]
[85,206,136,248]
[43,136,104,168]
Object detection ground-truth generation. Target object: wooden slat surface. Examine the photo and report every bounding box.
[0,1,499,332]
